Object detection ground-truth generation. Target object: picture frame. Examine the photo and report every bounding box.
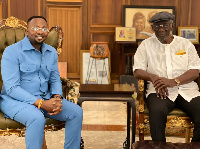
[80,50,111,84]
[178,26,199,44]
[115,27,136,41]
[120,75,138,93]
[123,5,176,41]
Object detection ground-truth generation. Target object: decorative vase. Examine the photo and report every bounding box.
[90,42,110,59]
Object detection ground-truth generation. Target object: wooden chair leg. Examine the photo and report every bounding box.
[185,127,191,143]
[42,132,48,149]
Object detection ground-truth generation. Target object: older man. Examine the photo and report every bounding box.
[133,11,200,142]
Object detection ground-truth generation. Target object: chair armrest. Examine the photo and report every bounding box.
[137,79,145,113]
[60,77,75,98]
[60,78,80,104]
[137,79,145,140]
[67,80,80,104]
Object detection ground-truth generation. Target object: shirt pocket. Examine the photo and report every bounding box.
[46,65,55,72]
[45,64,56,80]
[171,54,188,71]
[20,64,37,81]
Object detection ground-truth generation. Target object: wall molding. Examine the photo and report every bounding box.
[8,0,10,17]
[46,0,82,2]
[38,0,41,15]
[188,0,192,25]
[0,2,2,20]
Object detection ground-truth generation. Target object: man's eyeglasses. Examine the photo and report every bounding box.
[152,24,171,30]
[30,27,49,32]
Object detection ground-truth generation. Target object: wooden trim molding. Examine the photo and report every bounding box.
[0,2,2,20]
[38,0,41,15]
[46,0,82,2]
[188,0,192,25]
[175,0,179,27]
[8,0,11,17]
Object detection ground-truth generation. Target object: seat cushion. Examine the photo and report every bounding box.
[144,104,189,117]
[0,111,64,130]
[168,108,189,116]
[0,111,24,129]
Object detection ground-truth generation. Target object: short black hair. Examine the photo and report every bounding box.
[27,16,47,24]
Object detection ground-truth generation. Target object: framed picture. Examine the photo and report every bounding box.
[120,75,138,92]
[115,27,136,41]
[123,5,176,41]
[178,26,199,44]
[80,50,111,84]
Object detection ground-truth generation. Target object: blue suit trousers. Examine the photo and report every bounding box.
[10,99,83,149]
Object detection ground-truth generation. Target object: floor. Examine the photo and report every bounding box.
[0,101,185,149]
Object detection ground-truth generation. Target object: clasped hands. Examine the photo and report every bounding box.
[41,95,63,115]
[151,75,175,99]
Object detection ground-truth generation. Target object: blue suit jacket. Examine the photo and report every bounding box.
[0,36,62,119]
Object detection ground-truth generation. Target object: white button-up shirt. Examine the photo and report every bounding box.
[133,35,200,102]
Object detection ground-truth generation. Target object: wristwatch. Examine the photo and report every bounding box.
[174,78,180,86]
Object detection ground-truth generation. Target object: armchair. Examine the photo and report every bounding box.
[137,79,194,143]
[0,16,74,148]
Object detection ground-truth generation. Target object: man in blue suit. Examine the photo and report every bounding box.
[0,16,83,149]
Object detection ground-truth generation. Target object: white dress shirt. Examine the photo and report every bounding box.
[133,35,200,102]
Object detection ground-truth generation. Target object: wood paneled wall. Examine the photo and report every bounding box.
[1,0,200,82]
[47,0,82,2]
[87,0,126,83]
[179,0,200,26]
[46,4,82,79]
[9,0,39,20]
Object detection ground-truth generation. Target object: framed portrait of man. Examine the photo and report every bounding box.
[122,5,176,41]
[178,26,199,44]
[115,27,136,41]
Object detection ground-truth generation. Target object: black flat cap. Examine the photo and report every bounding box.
[149,11,175,23]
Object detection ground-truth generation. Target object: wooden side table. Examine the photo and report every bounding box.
[78,84,136,149]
